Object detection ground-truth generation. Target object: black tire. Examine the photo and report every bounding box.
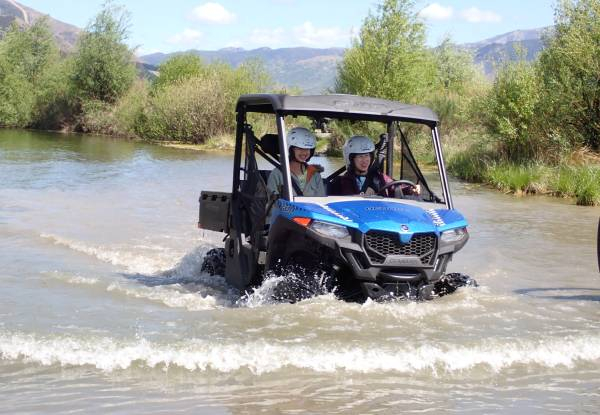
[271,263,337,303]
[433,273,478,297]
[201,248,226,276]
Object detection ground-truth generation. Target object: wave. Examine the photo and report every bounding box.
[2,331,599,375]
[106,279,236,310]
[40,233,177,274]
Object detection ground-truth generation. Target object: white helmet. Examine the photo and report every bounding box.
[343,135,375,167]
[288,127,316,149]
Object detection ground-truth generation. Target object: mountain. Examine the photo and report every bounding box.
[464,27,550,76]
[140,27,551,92]
[141,47,345,94]
[0,0,80,50]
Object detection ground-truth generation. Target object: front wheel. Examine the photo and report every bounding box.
[201,248,226,276]
[271,263,337,303]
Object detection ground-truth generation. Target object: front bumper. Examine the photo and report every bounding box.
[267,216,468,299]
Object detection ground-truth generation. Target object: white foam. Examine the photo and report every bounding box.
[45,271,100,286]
[2,331,600,375]
[41,233,176,274]
[106,281,233,310]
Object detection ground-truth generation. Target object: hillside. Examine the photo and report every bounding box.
[141,47,345,94]
[463,27,549,76]
[0,0,79,50]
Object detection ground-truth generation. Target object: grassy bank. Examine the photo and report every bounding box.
[445,132,600,206]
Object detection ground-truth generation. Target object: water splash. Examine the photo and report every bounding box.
[238,266,337,307]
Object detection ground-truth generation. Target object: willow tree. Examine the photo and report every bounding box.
[335,0,435,103]
[71,2,136,104]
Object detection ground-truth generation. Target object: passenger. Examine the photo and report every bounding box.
[330,135,420,197]
[267,127,326,197]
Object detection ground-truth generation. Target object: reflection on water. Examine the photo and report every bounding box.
[1,129,600,414]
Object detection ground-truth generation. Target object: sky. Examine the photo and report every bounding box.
[20,0,556,55]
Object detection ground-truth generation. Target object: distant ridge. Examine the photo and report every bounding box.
[463,27,551,76]
[140,47,346,94]
[464,27,549,49]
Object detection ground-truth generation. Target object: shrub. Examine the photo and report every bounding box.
[135,76,231,143]
[153,54,205,91]
[135,59,269,143]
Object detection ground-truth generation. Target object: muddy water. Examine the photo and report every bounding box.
[1,129,599,414]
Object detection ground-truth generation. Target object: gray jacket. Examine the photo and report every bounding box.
[267,165,325,197]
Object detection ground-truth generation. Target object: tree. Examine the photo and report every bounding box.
[71,2,136,103]
[432,37,477,93]
[335,0,435,103]
[537,0,600,150]
[0,19,59,83]
[0,19,59,127]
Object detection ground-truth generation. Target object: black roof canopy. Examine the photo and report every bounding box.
[236,94,439,127]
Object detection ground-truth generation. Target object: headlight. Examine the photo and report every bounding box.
[441,227,467,243]
[310,220,350,239]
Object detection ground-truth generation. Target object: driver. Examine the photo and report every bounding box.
[267,127,326,197]
[329,135,420,197]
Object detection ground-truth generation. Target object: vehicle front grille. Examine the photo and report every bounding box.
[364,231,437,265]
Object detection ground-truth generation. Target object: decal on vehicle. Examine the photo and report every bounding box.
[321,204,351,222]
[365,206,405,212]
[279,202,296,213]
[426,209,446,227]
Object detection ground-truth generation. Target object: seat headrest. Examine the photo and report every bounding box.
[260,134,280,159]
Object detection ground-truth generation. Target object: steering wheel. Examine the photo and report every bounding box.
[377,179,418,198]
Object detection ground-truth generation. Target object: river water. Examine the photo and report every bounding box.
[1,129,599,414]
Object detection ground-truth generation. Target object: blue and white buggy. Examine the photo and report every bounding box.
[199,94,475,302]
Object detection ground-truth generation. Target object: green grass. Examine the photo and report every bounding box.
[445,132,600,205]
[553,165,600,206]
[485,163,549,194]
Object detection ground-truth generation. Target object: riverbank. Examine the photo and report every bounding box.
[444,131,600,206]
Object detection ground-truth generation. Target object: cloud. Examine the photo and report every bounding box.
[191,2,236,24]
[249,28,286,47]
[168,28,203,46]
[240,22,349,48]
[419,3,454,21]
[460,7,502,23]
[292,22,347,47]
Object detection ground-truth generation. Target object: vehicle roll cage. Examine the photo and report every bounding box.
[234,94,454,209]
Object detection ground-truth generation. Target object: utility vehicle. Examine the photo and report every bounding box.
[199,94,474,302]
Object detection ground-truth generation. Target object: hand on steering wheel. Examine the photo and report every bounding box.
[377,179,418,198]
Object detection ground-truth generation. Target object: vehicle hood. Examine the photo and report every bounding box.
[280,198,468,237]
